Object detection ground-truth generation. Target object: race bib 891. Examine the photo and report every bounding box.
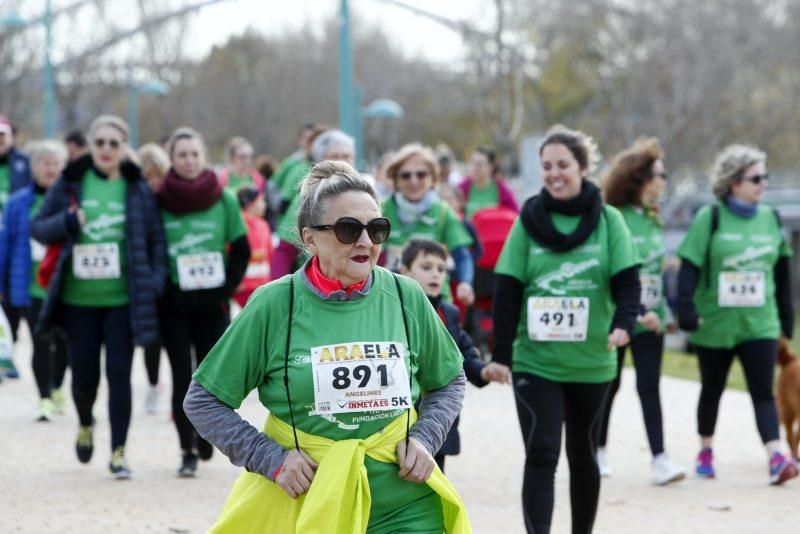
[311,341,411,415]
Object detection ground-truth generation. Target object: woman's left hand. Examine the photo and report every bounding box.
[606,328,630,351]
[456,282,475,306]
[397,437,436,483]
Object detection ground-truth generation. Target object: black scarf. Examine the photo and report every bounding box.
[520,180,603,252]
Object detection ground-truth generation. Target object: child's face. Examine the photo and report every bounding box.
[404,252,447,297]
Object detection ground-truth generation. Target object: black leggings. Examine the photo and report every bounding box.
[696,339,779,443]
[598,332,665,456]
[160,308,229,452]
[62,304,134,450]
[143,339,161,386]
[513,372,611,534]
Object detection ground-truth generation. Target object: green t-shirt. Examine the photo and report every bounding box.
[275,192,301,244]
[0,163,9,210]
[382,196,474,272]
[677,203,792,349]
[29,193,47,300]
[465,180,499,219]
[226,173,253,193]
[276,161,312,238]
[162,189,248,287]
[272,154,303,192]
[62,169,129,307]
[494,206,639,383]
[194,267,462,531]
[620,206,666,335]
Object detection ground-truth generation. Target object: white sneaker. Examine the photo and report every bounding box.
[145,385,160,415]
[651,453,685,486]
[597,447,612,477]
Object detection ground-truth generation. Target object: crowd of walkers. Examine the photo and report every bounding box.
[0,111,796,533]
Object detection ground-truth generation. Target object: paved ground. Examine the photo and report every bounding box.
[1,323,797,533]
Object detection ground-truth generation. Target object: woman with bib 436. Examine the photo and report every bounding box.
[31,115,166,479]
[493,125,641,534]
[677,144,797,485]
[184,160,470,533]
[157,127,250,477]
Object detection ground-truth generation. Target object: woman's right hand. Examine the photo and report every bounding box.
[275,449,318,499]
[638,311,661,333]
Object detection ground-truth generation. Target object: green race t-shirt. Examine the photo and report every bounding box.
[677,203,791,349]
[382,196,474,272]
[162,189,247,287]
[276,160,312,238]
[465,180,499,219]
[271,154,303,192]
[29,193,47,300]
[226,173,253,192]
[620,206,666,335]
[193,267,462,530]
[61,169,129,307]
[494,206,639,383]
[0,163,9,210]
[275,192,301,244]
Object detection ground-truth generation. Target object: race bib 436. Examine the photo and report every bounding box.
[311,341,411,415]
[718,271,765,307]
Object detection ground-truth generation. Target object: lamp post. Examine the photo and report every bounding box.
[338,0,357,137]
[126,79,170,148]
[0,2,55,137]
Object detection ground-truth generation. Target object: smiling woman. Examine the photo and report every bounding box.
[183,160,471,533]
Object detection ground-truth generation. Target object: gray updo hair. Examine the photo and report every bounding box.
[26,139,68,167]
[311,129,355,162]
[710,144,766,200]
[297,160,380,238]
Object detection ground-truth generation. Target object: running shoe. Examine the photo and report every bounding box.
[769,452,799,485]
[0,358,19,378]
[36,398,56,422]
[597,447,612,477]
[76,424,94,463]
[178,451,198,478]
[109,446,132,480]
[651,453,686,486]
[197,437,214,461]
[51,388,66,415]
[145,385,160,415]
[695,447,715,478]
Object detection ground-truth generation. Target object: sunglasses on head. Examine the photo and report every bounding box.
[742,173,769,185]
[398,169,430,180]
[310,217,391,245]
[94,138,121,149]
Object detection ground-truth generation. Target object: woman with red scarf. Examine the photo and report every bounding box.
[157,127,250,477]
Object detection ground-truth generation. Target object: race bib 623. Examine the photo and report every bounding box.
[73,243,120,280]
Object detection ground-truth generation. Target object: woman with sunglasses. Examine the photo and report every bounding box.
[30,114,166,479]
[677,144,797,485]
[382,143,476,306]
[184,160,470,532]
[493,125,641,533]
[156,127,250,477]
[218,136,265,193]
[597,138,685,486]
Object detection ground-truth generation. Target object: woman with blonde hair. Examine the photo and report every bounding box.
[677,144,797,484]
[219,136,265,193]
[381,143,475,306]
[597,137,685,485]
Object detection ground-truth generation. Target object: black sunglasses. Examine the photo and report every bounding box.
[310,217,391,245]
[398,170,430,180]
[742,173,769,184]
[652,170,668,180]
[94,138,121,149]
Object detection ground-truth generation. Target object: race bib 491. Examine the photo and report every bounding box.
[311,341,411,415]
[527,297,590,342]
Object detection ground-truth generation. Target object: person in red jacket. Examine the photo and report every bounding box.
[234,185,273,307]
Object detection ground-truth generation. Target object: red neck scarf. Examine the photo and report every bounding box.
[306,256,368,297]
[156,168,222,214]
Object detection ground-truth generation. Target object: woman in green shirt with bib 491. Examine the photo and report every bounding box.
[493,125,641,534]
[677,144,797,485]
[596,138,685,486]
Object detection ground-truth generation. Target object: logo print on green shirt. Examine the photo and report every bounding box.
[82,213,125,240]
[168,232,215,256]
[534,259,600,295]
[721,245,774,270]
